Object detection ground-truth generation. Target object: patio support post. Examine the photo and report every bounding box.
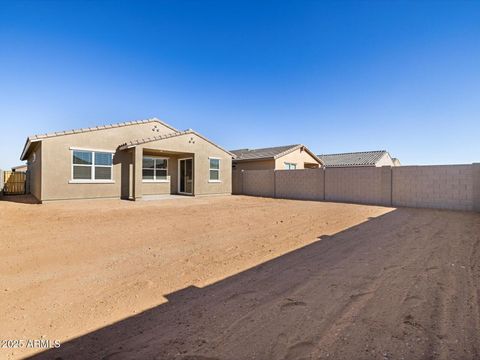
[133,146,143,201]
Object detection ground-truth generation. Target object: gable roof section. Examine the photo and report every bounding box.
[118,129,236,158]
[317,150,390,167]
[20,118,178,160]
[231,144,323,165]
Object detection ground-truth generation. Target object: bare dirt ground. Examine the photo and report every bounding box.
[0,195,479,360]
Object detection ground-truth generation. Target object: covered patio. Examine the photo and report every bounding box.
[118,130,232,200]
[123,147,195,199]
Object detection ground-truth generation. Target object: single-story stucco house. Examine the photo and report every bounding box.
[231,144,323,171]
[317,150,400,168]
[20,118,234,202]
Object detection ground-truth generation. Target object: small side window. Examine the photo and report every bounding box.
[209,158,220,181]
[284,162,297,170]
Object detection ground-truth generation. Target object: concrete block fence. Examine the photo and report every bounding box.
[232,163,480,212]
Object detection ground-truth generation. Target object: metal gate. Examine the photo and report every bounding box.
[3,171,26,195]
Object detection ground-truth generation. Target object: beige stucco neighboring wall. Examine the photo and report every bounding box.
[375,153,395,167]
[233,148,321,172]
[275,149,321,170]
[275,148,321,169]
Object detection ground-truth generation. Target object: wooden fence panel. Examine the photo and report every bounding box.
[3,171,26,195]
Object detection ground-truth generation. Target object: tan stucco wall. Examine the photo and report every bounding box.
[233,148,320,172]
[134,133,232,197]
[27,142,42,201]
[275,148,320,169]
[375,153,395,167]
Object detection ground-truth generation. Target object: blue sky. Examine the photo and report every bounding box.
[1,0,479,168]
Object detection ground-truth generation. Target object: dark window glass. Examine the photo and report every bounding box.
[73,151,92,165]
[73,166,92,179]
[95,167,111,180]
[95,152,112,166]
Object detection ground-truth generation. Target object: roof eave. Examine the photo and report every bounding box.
[20,138,39,161]
[324,164,376,168]
[273,145,324,166]
[302,147,325,166]
[272,144,302,160]
[118,130,236,158]
[233,156,275,162]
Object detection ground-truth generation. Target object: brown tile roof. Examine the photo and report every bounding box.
[231,144,323,165]
[27,118,177,141]
[317,150,391,167]
[231,144,301,161]
[20,118,178,160]
[118,130,191,149]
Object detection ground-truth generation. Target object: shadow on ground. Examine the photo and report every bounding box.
[0,194,39,204]
[28,208,480,360]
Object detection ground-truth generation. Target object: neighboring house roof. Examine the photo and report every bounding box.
[118,129,236,157]
[231,144,323,164]
[20,118,177,161]
[317,150,392,167]
[12,164,27,171]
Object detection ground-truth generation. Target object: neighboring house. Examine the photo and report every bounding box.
[317,150,400,168]
[392,157,402,166]
[231,144,323,171]
[11,164,27,172]
[20,118,234,202]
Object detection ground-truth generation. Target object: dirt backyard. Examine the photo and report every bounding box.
[0,195,479,359]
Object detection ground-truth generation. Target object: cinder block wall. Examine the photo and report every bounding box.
[473,164,480,212]
[242,170,275,198]
[237,163,480,212]
[392,165,474,211]
[325,167,391,206]
[275,169,324,200]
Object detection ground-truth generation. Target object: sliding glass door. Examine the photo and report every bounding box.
[178,158,193,194]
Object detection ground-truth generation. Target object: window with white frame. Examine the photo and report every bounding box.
[143,157,168,181]
[209,158,220,181]
[72,150,113,181]
[284,162,297,170]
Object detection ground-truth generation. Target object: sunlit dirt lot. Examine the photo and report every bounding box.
[1,195,479,359]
